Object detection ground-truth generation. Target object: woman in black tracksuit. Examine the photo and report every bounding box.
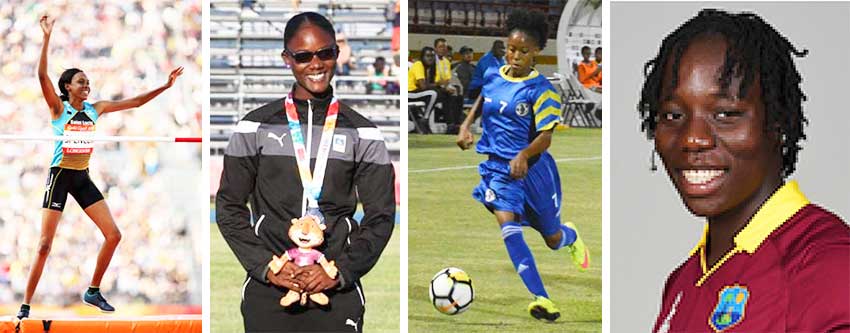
[216,12,396,332]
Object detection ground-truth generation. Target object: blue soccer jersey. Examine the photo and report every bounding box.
[476,65,562,160]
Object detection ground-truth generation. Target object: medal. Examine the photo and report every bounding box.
[284,93,339,225]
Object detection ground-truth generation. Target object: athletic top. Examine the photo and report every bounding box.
[653,181,850,333]
[51,101,99,170]
[476,65,561,160]
[217,88,395,290]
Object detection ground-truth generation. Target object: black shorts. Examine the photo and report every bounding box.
[241,275,365,332]
[42,167,104,211]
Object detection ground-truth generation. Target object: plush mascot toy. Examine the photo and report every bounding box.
[268,215,338,307]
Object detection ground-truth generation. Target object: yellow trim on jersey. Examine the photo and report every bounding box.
[691,181,809,287]
[533,90,562,113]
[533,90,562,131]
[535,106,561,131]
[736,181,808,253]
[498,65,540,82]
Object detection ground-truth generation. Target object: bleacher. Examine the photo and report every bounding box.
[210,0,400,158]
[409,0,562,37]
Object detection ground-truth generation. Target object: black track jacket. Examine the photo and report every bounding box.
[216,90,395,290]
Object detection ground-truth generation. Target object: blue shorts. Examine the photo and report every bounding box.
[472,153,563,237]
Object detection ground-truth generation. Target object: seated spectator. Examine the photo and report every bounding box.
[595,46,602,85]
[408,47,440,133]
[453,46,475,98]
[367,56,398,94]
[577,45,602,93]
[336,32,355,76]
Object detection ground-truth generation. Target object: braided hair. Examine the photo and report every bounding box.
[638,9,808,177]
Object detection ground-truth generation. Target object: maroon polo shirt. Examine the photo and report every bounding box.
[653,181,850,332]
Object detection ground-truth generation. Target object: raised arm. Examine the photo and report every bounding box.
[38,15,62,117]
[93,67,183,115]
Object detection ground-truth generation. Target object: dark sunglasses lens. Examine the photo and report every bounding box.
[292,51,314,63]
[316,48,337,60]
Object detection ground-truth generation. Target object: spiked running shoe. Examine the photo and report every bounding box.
[528,296,560,322]
[565,222,590,271]
[16,304,29,319]
[83,290,115,313]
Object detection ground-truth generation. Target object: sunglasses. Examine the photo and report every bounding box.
[283,46,339,64]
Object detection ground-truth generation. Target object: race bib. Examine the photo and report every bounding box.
[62,120,95,154]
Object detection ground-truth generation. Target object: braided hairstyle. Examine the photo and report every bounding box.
[637,9,808,177]
[505,10,549,50]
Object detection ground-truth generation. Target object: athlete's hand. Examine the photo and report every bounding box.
[164,67,184,88]
[267,261,303,292]
[40,15,55,36]
[296,264,339,293]
[510,152,529,179]
[456,126,474,150]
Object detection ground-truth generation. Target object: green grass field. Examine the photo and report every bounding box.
[408,128,602,332]
[211,224,400,333]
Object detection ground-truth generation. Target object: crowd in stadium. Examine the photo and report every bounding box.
[0,0,201,307]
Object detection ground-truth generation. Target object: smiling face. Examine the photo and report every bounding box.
[654,34,782,219]
[65,72,90,101]
[505,31,539,77]
[288,216,326,249]
[283,23,337,99]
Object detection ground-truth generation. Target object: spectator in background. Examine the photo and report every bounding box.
[367,56,397,94]
[469,40,506,99]
[434,38,453,88]
[595,46,602,86]
[433,38,463,134]
[408,47,440,133]
[453,46,476,98]
[577,45,601,93]
[335,31,355,76]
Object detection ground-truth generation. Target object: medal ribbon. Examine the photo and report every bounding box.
[284,93,339,213]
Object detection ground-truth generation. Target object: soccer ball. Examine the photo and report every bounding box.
[429,267,474,315]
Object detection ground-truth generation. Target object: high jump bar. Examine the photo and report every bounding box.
[0,135,201,143]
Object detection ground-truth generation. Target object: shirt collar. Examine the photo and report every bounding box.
[690,180,810,256]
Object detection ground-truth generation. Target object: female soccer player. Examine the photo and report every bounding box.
[17,15,183,319]
[638,9,849,332]
[216,12,395,332]
[456,10,590,322]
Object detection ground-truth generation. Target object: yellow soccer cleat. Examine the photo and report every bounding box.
[528,295,560,322]
[565,222,590,271]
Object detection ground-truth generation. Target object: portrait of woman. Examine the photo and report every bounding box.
[611,3,850,331]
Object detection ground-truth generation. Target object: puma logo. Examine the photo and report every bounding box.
[345,318,358,331]
[267,132,287,147]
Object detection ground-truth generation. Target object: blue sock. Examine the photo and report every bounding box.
[556,224,577,249]
[501,222,548,298]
